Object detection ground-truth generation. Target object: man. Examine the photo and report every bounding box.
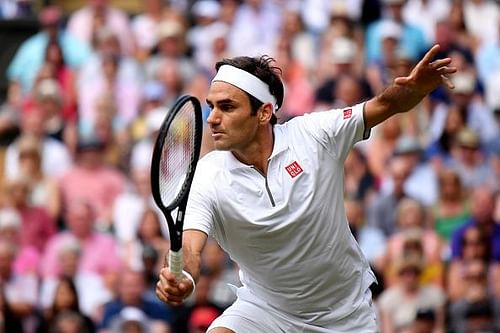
[156,44,455,332]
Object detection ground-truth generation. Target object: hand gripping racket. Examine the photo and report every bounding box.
[151,95,203,280]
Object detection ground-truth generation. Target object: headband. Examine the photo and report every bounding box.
[212,65,278,111]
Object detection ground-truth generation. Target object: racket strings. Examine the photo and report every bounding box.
[159,102,197,207]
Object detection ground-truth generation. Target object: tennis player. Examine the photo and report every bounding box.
[156,44,456,332]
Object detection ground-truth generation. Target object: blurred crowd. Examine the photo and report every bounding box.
[0,0,499,332]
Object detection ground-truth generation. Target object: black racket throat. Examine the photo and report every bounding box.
[150,95,203,253]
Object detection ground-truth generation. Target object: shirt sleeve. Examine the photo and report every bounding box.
[183,162,216,236]
[296,102,370,162]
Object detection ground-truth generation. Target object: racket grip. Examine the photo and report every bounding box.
[168,249,183,280]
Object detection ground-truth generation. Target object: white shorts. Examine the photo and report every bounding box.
[207,287,379,333]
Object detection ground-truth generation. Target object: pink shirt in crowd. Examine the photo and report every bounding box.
[41,231,122,278]
[59,166,125,223]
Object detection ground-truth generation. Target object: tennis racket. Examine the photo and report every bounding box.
[151,95,203,280]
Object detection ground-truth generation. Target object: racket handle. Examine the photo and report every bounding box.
[168,249,183,280]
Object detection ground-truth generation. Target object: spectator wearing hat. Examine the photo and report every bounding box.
[449,128,494,189]
[381,135,438,206]
[144,19,196,82]
[58,136,126,230]
[109,306,152,333]
[429,71,498,146]
[132,0,184,63]
[364,0,427,64]
[377,252,446,333]
[66,0,133,55]
[4,107,72,179]
[0,208,40,275]
[6,5,91,99]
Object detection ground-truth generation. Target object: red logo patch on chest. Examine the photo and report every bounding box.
[343,108,352,119]
[285,161,303,178]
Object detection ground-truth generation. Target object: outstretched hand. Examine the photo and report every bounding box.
[394,44,457,95]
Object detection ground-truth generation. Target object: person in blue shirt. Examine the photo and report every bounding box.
[6,6,91,95]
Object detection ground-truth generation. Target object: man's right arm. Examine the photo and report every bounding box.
[156,229,208,306]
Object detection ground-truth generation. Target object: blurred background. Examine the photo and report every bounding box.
[0,0,499,332]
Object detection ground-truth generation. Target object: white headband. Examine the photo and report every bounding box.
[212,65,278,111]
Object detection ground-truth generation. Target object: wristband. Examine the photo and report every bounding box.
[182,270,196,298]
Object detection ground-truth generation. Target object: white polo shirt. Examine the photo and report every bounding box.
[184,102,375,321]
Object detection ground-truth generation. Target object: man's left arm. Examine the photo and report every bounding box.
[364,44,457,129]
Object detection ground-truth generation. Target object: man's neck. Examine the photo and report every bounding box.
[231,126,274,175]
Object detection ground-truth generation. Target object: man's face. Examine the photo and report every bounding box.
[206,82,261,151]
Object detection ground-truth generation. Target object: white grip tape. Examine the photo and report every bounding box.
[169,250,183,280]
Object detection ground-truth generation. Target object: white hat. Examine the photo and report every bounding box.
[331,37,357,64]
[157,21,183,40]
[192,0,221,19]
[37,79,62,102]
[453,72,475,94]
[0,208,21,230]
[379,20,402,40]
[146,107,169,133]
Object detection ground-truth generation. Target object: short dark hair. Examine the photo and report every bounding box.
[215,56,284,125]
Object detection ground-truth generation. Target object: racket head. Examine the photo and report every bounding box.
[150,95,203,248]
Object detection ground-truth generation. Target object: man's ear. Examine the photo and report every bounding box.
[258,103,274,124]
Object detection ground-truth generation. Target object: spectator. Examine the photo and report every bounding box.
[6,5,91,99]
[48,310,92,333]
[450,186,499,262]
[109,306,152,333]
[0,208,39,275]
[448,259,500,333]
[226,0,282,57]
[77,28,144,132]
[378,253,446,333]
[98,269,172,333]
[0,287,23,333]
[2,177,56,253]
[345,198,386,268]
[0,239,39,333]
[39,239,113,321]
[462,0,499,49]
[14,134,62,219]
[431,168,470,243]
[58,137,126,229]
[449,128,494,189]
[41,200,122,280]
[66,0,134,55]
[4,108,73,179]
[120,208,169,273]
[381,135,438,207]
[367,156,412,236]
[401,0,450,44]
[382,198,443,287]
[39,277,95,333]
[344,147,377,202]
[364,0,427,64]
[187,306,220,333]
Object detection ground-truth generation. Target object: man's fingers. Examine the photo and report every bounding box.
[441,75,455,89]
[438,66,457,74]
[429,58,452,69]
[419,44,441,66]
